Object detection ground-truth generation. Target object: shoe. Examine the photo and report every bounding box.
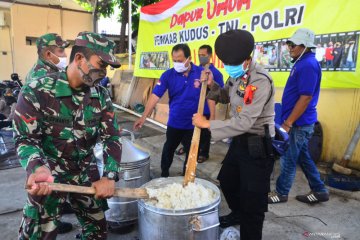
[175,147,185,155]
[62,202,75,214]
[219,212,241,228]
[268,191,288,204]
[161,170,169,178]
[197,156,209,163]
[295,191,329,204]
[58,221,73,234]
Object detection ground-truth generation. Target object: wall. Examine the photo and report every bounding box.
[0,3,92,80]
[0,8,13,80]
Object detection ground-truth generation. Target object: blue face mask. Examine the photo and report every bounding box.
[224,63,248,78]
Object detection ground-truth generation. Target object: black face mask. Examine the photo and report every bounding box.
[78,59,107,87]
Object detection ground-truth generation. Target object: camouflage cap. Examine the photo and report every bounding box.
[36,33,70,50]
[75,31,121,68]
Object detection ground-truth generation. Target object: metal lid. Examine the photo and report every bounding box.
[120,137,150,165]
[94,129,150,167]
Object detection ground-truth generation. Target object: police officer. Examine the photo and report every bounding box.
[25,33,70,83]
[193,30,275,240]
[14,31,122,240]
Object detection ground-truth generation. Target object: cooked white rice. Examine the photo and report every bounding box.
[145,182,217,210]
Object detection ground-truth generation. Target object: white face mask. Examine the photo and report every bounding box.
[173,58,189,73]
[50,51,67,70]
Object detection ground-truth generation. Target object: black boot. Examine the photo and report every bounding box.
[58,221,73,234]
[219,212,241,228]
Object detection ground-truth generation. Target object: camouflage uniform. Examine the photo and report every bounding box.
[25,33,70,83]
[14,32,122,240]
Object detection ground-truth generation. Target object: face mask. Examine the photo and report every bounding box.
[50,51,67,70]
[78,59,107,87]
[224,62,248,79]
[173,58,189,73]
[199,56,210,66]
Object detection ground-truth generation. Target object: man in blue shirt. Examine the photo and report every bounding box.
[268,28,329,204]
[133,44,203,177]
[197,45,224,162]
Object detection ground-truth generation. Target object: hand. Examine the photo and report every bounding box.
[281,123,291,133]
[192,113,210,128]
[133,116,146,131]
[200,69,214,88]
[26,166,54,196]
[92,177,115,199]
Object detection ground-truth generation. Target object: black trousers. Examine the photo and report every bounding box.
[161,126,193,176]
[199,128,211,158]
[218,134,274,240]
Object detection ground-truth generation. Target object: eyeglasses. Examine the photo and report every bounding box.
[287,42,298,49]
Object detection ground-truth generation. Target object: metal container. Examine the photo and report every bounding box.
[138,177,221,240]
[95,129,151,228]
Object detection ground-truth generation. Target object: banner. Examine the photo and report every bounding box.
[134,0,360,88]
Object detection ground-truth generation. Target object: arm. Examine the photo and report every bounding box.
[283,65,318,131]
[133,93,160,130]
[99,89,122,174]
[13,86,53,196]
[13,86,47,174]
[93,88,122,198]
[282,95,312,131]
[210,78,273,141]
[207,99,216,120]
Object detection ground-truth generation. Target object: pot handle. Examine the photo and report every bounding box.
[120,129,135,142]
[190,210,219,232]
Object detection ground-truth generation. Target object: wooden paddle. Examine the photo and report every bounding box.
[183,64,209,186]
[26,182,149,199]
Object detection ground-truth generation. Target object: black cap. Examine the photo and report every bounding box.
[215,30,255,65]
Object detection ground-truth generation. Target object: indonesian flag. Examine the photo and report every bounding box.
[140,0,193,22]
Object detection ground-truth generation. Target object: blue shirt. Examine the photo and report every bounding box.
[281,52,321,126]
[202,63,224,116]
[153,63,203,129]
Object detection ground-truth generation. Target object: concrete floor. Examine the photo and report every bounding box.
[0,111,359,239]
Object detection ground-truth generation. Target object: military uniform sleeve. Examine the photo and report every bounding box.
[13,86,47,174]
[210,77,272,141]
[206,79,230,104]
[99,87,122,174]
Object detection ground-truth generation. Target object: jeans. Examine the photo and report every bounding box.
[345,61,355,68]
[276,124,327,195]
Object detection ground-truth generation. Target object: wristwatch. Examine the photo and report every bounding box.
[104,171,119,182]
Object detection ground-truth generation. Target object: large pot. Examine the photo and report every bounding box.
[95,129,151,228]
[138,177,221,240]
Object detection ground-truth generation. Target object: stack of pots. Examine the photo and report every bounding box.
[95,129,151,229]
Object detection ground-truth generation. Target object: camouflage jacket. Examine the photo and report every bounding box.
[14,71,122,178]
[25,59,60,84]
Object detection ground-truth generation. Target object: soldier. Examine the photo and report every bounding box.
[14,31,122,240]
[25,33,69,83]
[193,30,275,240]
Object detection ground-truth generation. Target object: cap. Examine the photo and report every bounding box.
[286,28,316,48]
[75,31,121,68]
[36,33,70,50]
[215,30,254,65]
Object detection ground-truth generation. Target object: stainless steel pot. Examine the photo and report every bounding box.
[95,129,151,228]
[138,177,221,240]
